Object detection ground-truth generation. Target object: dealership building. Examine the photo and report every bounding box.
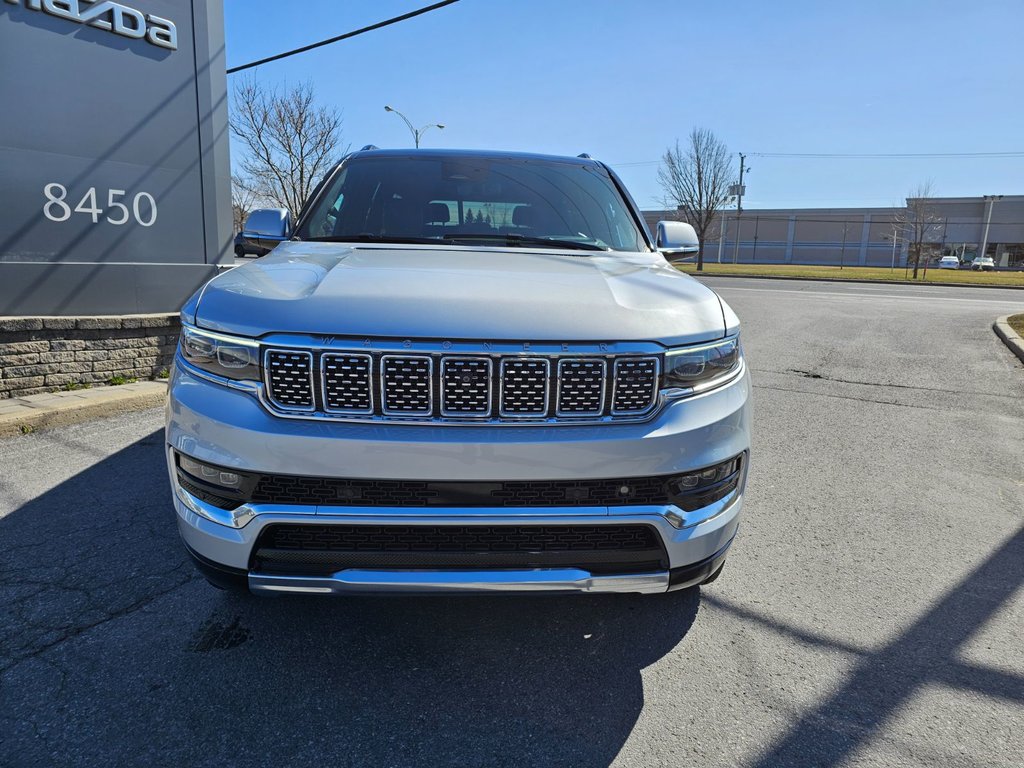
[643,195,1024,269]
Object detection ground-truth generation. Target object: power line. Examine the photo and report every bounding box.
[640,213,1024,226]
[612,150,1024,167]
[751,151,1024,159]
[226,0,462,74]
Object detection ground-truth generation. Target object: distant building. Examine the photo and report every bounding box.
[643,195,1024,269]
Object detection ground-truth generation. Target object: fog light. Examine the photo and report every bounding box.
[176,453,257,507]
[667,455,744,512]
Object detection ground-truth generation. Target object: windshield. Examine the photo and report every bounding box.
[297,155,648,252]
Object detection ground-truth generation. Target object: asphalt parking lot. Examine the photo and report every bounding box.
[1,277,1022,768]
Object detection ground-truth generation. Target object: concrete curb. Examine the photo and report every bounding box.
[993,316,1024,365]
[681,270,1024,291]
[0,381,167,437]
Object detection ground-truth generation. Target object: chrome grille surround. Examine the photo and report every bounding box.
[556,358,607,417]
[611,357,661,415]
[263,350,315,411]
[499,358,550,418]
[440,357,493,417]
[380,355,433,416]
[257,338,686,426]
[321,353,374,414]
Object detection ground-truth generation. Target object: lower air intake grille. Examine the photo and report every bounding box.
[251,523,668,576]
[250,474,675,507]
[262,523,659,552]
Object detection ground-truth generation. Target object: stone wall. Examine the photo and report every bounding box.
[0,315,179,399]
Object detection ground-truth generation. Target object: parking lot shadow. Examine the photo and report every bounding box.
[0,430,700,768]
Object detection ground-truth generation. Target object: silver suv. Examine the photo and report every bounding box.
[166,148,750,595]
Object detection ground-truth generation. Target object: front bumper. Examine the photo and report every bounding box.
[166,360,750,594]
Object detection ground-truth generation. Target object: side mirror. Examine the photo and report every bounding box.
[656,220,699,259]
[243,208,291,240]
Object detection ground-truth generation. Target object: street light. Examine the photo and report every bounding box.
[384,105,445,148]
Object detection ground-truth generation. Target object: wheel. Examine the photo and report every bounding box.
[700,560,726,585]
[234,244,245,257]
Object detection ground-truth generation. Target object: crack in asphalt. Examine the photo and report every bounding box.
[753,367,1020,399]
[752,383,946,411]
[0,566,198,677]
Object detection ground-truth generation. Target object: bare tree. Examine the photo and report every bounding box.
[231,175,260,233]
[895,181,943,279]
[230,79,347,217]
[657,128,735,271]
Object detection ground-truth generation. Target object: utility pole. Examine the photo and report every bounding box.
[732,153,746,264]
[718,214,726,263]
[978,194,1002,265]
[840,222,848,270]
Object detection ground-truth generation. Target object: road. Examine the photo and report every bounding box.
[1,278,1022,768]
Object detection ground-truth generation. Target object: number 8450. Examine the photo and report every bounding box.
[43,183,157,227]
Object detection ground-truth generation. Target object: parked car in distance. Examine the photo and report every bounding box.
[167,148,750,597]
[938,255,960,270]
[971,256,996,271]
[234,232,265,258]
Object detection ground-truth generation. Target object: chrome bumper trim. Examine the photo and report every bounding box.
[248,568,670,595]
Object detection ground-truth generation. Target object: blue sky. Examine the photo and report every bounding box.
[224,0,1023,211]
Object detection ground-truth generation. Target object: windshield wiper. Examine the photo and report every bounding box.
[305,234,442,245]
[441,233,608,252]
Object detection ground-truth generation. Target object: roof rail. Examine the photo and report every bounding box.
[359,144,380,151]
[577,153,592,159]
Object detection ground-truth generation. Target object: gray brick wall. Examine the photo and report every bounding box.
[0,315,179,398]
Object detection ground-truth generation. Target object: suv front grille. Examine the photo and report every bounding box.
[381,356,432,415]
[251,523,669,576]
[612,357,659,414]
[500,358,549,416]
[262,347,660,423]
[265,350,314,409]
[322,354,373,413]
[556,359,606,415]
[441,357,491,416]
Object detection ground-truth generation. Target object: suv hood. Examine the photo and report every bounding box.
[192,242,727,346]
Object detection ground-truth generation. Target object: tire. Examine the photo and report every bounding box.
[700,560,726,585]
[234,245,245,257]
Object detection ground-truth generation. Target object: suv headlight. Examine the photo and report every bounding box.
[663,336,742,394]
[179,324,260,381]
